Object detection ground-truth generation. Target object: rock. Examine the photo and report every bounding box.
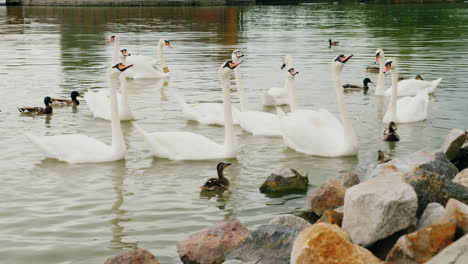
[259,169,308,195]
[425,233,468,264]
[316,209,343,227]
[453,142,468,171]
[369,150,466,216]
[290,210,320,224]
[386,222,456,263]
[435,198,468,236]
[176,219,249,264]
[104,249,159,264]
[269,215,311,231]
[224,224,300,264]
[221,260,244,264]
[342,175,418,247]
[308,179,346,216]
[290,223,383,264]
[339,172,360,188]
[440,128,467,161]
[416,202,445,230]
[453,168,468,187]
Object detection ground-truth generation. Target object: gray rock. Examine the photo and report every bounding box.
[259,168,308,195]
[339,172,360,188]
[441,129,467,161]
[342,175,418,247]
[425,233,468,264]
[222,260,244,264]
[453,168,468,187]
[104,249,159,264]
[269,215,311,231]
[369,150,466,216]
[416,203,445,230]
[224,224,300,264]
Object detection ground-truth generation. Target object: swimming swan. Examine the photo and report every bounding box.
[133,60,241,161]
[383,77,442,97]
[263,55,294,106]
[278,54,358,157]
[382,59,429,124]
[374,48,387,96]
[24,63,133,163]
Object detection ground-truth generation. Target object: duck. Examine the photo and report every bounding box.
[377,150,391,164]
[175,50,243,125]
[329,39,339,47]
[200,162,231,192]
[277,54,358,157]
[133,60,241,161]
[383,121,400,141]
[18,97,55,115]
[263,55,294,106]
[52,91,81,106]
[343,78,373,91]
[382,59,429,123]
[24,63,133,163]
[398,74,423,82]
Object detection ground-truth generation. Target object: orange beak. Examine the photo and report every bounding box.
[165,42,173,48]
[375,55,380,63]
[118,64,133,71]
[340,55,353,63]
[229,61,242,69]
[384,64,392,74]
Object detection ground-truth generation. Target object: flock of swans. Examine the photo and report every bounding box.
[19,36,443,164]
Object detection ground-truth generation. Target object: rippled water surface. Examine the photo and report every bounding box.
[1,3,468,263]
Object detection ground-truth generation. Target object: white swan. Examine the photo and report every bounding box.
[84,72,134,121]
[24,63,132,163]
[133,60,240,161]
[237,67,299,136]
[374,48,386,96]
[175,50,244,126]
[383,77,442,97]
[121,38,172,79]
[278,54,358,157]
[263,55,293,106]
[383,59,429,124]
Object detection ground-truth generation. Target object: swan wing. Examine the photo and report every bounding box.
[237,111,281,136]
[84,89,128,120]
[395,90,428,123]
[176,95,239,125]
[385,78,442,96]
[25,133,120,163]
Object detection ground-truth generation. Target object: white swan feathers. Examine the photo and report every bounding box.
[263,55,294,106]
[25,63,133,163]
[134,60,241,161]
[279,54,358,157]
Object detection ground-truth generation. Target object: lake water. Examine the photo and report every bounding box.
[1,2,468,263]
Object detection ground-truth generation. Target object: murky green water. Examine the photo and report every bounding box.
[1,2,468,263]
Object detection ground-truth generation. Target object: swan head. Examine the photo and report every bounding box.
[231,50,244,62]
[281,55,293,70]
[375,48,384,63]
[120,49,131,57]
[109,63,133,78]
[332,54,353,71]
[109,35,119,43]
[159,38,172,48]
[70,91,80,100]
[287,68,299,78]
[216,162,231,177]
[219,60,241,80]
[383,59,397,74]
[44,96,55,106]
[363,78,373,86]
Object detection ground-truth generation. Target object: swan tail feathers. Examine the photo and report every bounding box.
[24,133,58,159]
[429,78,442,93]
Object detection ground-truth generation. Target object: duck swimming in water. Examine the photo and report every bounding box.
[329,39,339,47]
[383,121,400,142]
[343,78,373,91]
[398,74,423,82]
[53,91,81,106]
[201,162,231,192]
[377,150,391,164]
[18,97,55,115]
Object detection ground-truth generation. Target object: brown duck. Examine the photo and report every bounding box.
[329,39,339,47]
[201,162,231,192]
[383,121,400,142]
[343,78,373,91]
[53,91,81,106]
[377,150,392,164]
[18,97,55,115]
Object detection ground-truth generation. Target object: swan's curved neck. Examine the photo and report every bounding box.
[333,65,356,144]
[221,77,234,153]
[387,65,399,121]
[109,75,125,155]
[234,67,246,111]
[376,52,386,95]
[287,75,298,112]
[112,38,120,65]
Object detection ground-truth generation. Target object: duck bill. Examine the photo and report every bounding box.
[340,55,353,63]
[224,163,232,168]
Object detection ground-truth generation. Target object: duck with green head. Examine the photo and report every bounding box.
[343,78,373,91]
[18,97,55,115]
[53,91,81,106]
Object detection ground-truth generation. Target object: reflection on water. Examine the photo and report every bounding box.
[1,2,468,263]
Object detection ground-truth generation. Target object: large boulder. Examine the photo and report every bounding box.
[385,222,456,263]
[224,224,300,264]
[177,219,249,264]
[290,223,382,264]
[259,169,308,195]
[435,198,468,236]
[369,150,467,216]
[416,202,445,230]
[425,233,468,264]
[269,215,311,231]
[104,249,159,264]
[308,179,346,216]
[440,128,467,161]
[453,168,468,187]
[339,172,360,188]
[342,175,418,247]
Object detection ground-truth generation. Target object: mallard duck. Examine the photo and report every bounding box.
[343,78,373,91]
[201,162,231,192]
[53,91,81,106]
[377,150,391,164]
[18,97,55,115]
[383,121,400,141]
[329,39,339,47]
[398,74,423,82]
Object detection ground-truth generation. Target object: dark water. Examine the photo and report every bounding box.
[1,3,467,263]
